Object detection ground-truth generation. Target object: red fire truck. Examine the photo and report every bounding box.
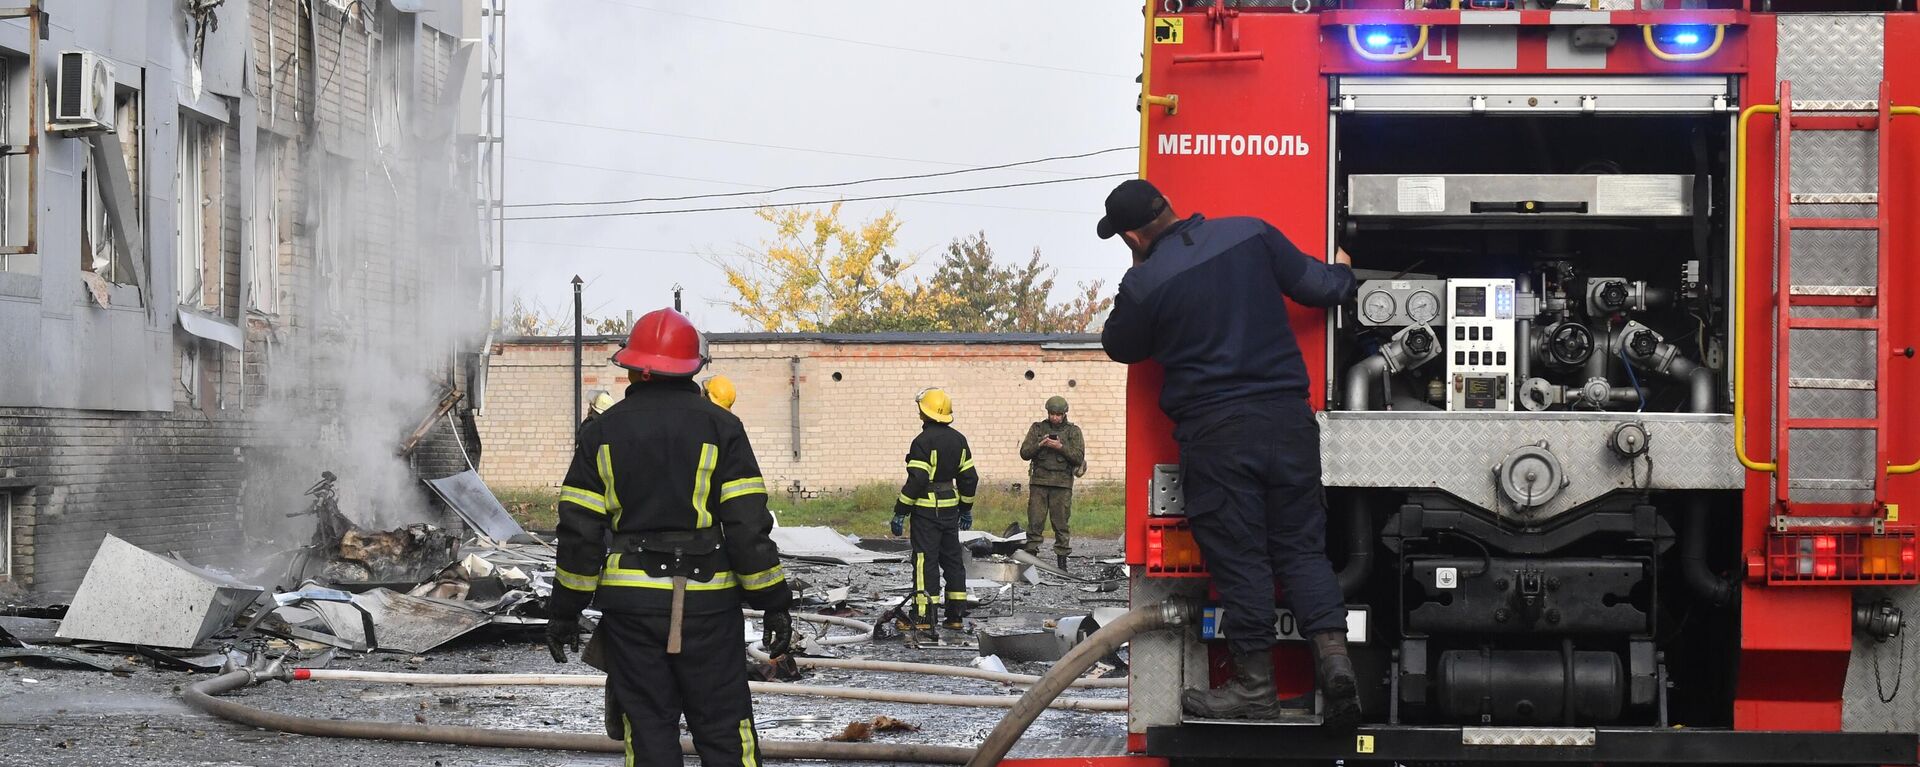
[1009,1,1920,764]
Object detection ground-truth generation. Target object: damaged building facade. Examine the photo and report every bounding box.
[0,0,495,595]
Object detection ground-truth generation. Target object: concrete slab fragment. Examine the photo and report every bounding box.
[56,535,265,650]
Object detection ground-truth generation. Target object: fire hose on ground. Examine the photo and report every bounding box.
[183,666,974,764]
[282,668,1126,711]
[966,601,1187,767]
[180,606,1176,763]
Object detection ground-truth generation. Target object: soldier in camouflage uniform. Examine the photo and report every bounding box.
[1019,396,1084,571]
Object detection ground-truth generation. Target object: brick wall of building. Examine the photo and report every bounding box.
[478,335,1129,497]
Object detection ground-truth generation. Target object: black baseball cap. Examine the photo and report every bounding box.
[1096,179,1169,239]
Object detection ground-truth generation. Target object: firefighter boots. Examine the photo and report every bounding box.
[1311,630,1361,729]
[1181,649,1285,720]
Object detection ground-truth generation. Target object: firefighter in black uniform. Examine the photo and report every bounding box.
[546,308,794,767]
[888,387,979,637]
[1098,179,1361,727]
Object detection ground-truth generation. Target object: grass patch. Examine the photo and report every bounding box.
[496,486,560,532]
[491,483,1126,540]
[775,482,1125,539]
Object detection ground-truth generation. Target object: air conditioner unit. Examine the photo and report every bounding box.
[50,50,113,135]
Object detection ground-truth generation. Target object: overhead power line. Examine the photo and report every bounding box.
[589,0,1132,80]
[504,173,1132,223]
[504,155,1104,216]
[507,147,1136,208]
[508,115,1083,174]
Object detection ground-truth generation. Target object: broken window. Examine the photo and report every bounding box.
[80,88,141,287]
[0,56,26,275]
[249,133,284,314]
[174,113,222,309]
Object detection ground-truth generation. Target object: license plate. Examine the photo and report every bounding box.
[1200,606,1368,644]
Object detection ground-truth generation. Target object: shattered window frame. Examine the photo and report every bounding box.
[249,133,284,315]
[0,57,14,274]
[175,113,225,312]
[80,87,142,287]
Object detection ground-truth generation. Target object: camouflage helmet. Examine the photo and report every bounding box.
[1045,396,1069,415]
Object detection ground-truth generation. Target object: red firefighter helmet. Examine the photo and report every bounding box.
[611,308,708,379]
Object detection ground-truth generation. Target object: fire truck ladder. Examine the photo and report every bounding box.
[1737,81,1920,525]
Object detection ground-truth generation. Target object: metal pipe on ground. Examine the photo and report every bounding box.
[743,647,1130,690]
[745,609,875,646]
[966,601,1188,767]
[185,669,973,763]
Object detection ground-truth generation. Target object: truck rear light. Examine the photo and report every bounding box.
[1145,518,1207,577]
[1766,528,1918,585]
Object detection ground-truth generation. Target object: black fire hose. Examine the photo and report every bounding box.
[184,668,976,764]
[966,601,1187,767]
[1681,494,1734,607]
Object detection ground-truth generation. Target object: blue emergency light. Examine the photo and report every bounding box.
[1356,25,1410,54]
[1651,24,1714,53]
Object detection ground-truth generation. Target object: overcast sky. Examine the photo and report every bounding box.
[503,1,1143,332]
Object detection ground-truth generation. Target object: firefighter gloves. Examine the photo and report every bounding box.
[762,609,795,658]
[890,513,907,537]
[958,510,972,531]
[546,616,582,664]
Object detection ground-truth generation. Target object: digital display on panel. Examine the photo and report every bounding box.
[1454,286,1486,318]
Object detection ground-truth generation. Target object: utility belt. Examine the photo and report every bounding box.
[610,528,728,583]
[927,480,956,492]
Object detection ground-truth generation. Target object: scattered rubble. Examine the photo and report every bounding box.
[7,484,1133,762]
[824,715,923,742]
[770,526,903,565]
[289,472,459,585]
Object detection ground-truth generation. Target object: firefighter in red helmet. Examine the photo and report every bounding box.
[546,308,793,767]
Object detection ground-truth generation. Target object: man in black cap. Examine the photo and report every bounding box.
[1097,179,1361,727]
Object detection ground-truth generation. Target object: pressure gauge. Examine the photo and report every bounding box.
[1406,290,1440,324]
[1361,290,1397,324]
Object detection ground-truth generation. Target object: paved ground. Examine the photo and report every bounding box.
[0,539,1131,767]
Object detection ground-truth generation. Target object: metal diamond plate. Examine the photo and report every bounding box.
[1787,230,1877,288]
[1460,727,1598,747]
[1789,388,1874,421]
[1789,202,1877,221]
[1792,193,1878,205]
[1790,131,1878,196]
[1129,575,1208,734]
[1777,15,1885,103]
[1787,428,1875,503]
[1843,587,1920,732]
[1320,413,1742,521]
[1791,285,1877,297]
[1791,377,1875,390]
[1791,100,1879,112]
[1006,737,1131,759]
[1790,328,1877,381]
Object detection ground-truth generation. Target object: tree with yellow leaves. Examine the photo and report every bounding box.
[716,205,1111,333]
[713,203,932,332]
